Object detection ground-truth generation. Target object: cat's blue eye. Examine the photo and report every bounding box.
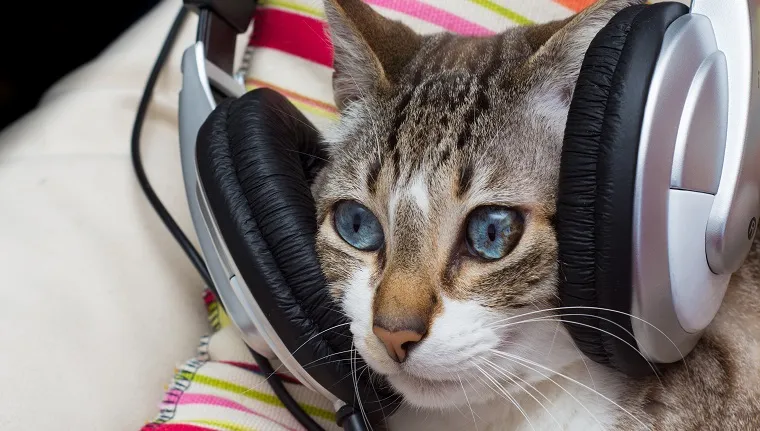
[465,206,524,260]
[333,200,384,251]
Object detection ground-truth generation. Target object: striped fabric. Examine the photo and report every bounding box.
[143,1,592,430]
[142,290,343,431]
[244,0,591,132]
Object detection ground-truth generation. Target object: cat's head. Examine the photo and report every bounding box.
[313,0,639,409]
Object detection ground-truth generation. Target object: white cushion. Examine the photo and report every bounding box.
[0,1,248,429]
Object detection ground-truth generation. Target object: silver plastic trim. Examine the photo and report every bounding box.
[692,0,760,274]
[206,55,248,100]
[670,50,728,194]
[631,14,729,363]
[178,42,246,281]
[666,189,731,334]
[196,183,274,358]
[179,42,215,229]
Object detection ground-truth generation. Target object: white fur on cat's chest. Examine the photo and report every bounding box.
[387,387,619,431]
[385,364,624,431]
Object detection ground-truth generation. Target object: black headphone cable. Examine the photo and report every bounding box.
[130,6,213,291]
[130,7,330,431]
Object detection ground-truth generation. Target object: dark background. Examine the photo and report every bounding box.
[0,1,162,132]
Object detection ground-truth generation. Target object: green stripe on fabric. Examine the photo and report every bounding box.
[259,0,325,18]
[467,0,533,25]
[187,372,336,422]
[188,418,256,431]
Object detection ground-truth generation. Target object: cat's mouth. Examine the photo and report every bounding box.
[340,286,515,408]
[353,326,500,408]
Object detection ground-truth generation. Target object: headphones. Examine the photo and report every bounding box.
[557,0,759,378]
[141,0,759,429]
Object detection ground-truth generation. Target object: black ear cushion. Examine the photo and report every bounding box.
[196,88,399,426]
[557,2,688,378]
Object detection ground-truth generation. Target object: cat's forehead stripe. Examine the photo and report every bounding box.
[366,157,381,195]
[407,174,430,216]
[454,35,504,151]
[456,162,474,199]
[385,33,471,160]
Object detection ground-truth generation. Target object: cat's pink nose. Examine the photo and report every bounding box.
[372,325,424,363]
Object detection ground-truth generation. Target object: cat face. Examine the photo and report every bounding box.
[313,0,640,409]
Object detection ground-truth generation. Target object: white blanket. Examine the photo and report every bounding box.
[0,1,248,429]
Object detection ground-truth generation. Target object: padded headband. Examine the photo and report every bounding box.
[195,88,400,426]
[557,2,689,378]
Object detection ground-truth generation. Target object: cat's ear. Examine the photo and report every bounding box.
[524,0,643,107]
[324,0,423,111]
[522,15,575,53]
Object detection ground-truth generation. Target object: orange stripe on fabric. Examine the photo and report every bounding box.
[246,79,337,114]
[553,0,595,12]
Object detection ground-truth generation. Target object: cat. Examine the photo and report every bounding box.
[311,0,760,429]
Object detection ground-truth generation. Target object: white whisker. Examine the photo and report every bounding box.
[297,348,357,370]
[244,323,355,393]
[271,107,322,134]
[368,368,390,427]
[474,364,536,431]
[546,320,561,358]
[562,323,600,405]
[487,351,604,428]
[290,322,352,356]
[491,350,650,430]
[457,372,479,431]
[284,148,331,163]
[491,315,663,384]
[351,341,373,431]
[486,306,688,371]
[480,357,562,430]
[335,363,368,387]
[301,357,358,371]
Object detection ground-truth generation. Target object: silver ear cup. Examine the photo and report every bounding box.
[691,0,760,276]
[631,12,731,364]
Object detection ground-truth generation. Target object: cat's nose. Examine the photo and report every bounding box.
[372,324,424,363]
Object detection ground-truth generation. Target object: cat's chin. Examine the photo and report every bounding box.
[386,373,483,409]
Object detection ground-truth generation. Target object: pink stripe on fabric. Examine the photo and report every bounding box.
[364,0,495,35]
[177,393,300,431]
[250,8,333,67]
[142,425,216,431]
